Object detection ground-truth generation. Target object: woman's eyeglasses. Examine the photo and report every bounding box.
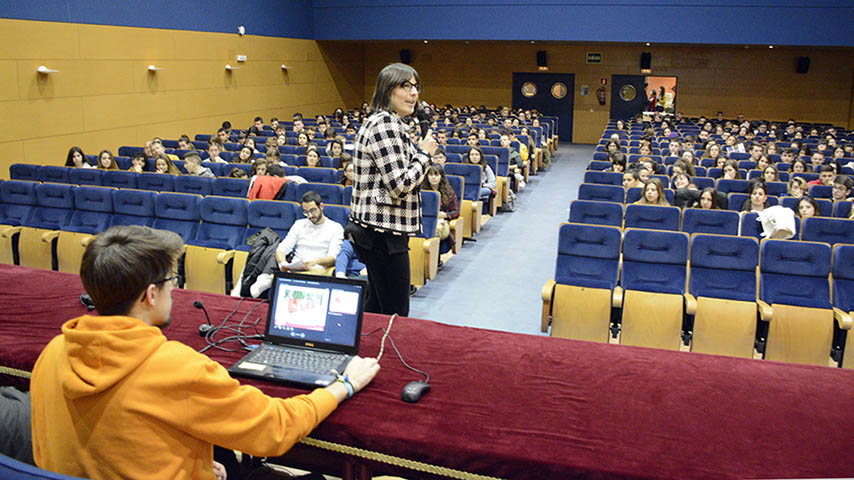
[399,81,422,93]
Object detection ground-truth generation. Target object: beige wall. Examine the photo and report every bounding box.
[0,19,365,176]
[360,41,854,144]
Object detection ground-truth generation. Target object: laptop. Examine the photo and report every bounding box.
[228,271,367,389]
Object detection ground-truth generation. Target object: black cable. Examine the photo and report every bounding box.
[199,298,267,354]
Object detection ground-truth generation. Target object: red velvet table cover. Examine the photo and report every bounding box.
[1,264,854,479]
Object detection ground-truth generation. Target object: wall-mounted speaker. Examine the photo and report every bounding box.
[400,49,411,65]
[796,56,810,74]
[640,52,651,70]
[536,50,547,68]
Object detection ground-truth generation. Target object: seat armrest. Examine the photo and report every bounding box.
[684,293,697,315]
[40,230,60,243]
[541,279,556,332]
[1,226,22,238]
[612,286,623,309]
[80,235,95,247]
[757,299,773,322]
[216,250,236,264]
[423,237,437,253]
[834,308,853,330]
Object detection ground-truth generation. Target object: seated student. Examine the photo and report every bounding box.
[607,152,627,174]
[693,187,722,209]
[326,139,344,159]
[97,150,119,171]
[151,139,179,162]
[338,161,354,187]
[214,127,230,145]
[722,159,742,180]
[421,165,460,254]
[623,169,644,190]
[741,180,769,213]
[807,165,835,186]
[755,154,771,172]
[30,224,379,480]
[154,154,181,175]
[294,132,309,147]
[832,175,853,201]
[786,176,807,198]
[680,150,698,173]
[500,131,526,188]
[790,158,809,174]
[207,142,227,164]
[604,140,621,155]
[265,145,282,166]
[177,135,193,150]
[129,152,146,173]
[432,148,446,166]
[465,146,496,212]
[275,191,344,273]
[671,159,695,177]
[305,145,322,168]
[234,146,255,164]
[65,146,94,169]
[184,153,214,178]
[796,195,820,218]
[243,137,261,155]
[810,151,826,170]
[227,167,248,179]
[335,240,367,279]
[762,165,780,182]
[634,178,670,206]
[671,172,695,191]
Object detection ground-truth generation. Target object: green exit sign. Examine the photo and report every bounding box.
[586,52,602,64]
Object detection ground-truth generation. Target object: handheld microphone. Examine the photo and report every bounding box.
[415,102,431,138]
[194,300,214,336]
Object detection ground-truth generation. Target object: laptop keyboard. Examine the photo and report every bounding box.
[253,345,345,374]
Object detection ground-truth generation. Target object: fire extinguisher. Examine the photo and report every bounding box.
[597,87,607,105]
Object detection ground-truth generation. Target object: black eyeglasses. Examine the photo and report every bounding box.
[399,81,422,93]
[154,275,179,287]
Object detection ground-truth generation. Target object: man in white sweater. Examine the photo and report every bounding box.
[275,191,344,273]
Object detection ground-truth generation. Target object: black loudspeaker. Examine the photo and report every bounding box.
[640,52,651,70]
[400,49,411,65]
[536,50,547,68]
[796,56,810,74]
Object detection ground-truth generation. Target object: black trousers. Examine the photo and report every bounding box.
[346,222,411,316]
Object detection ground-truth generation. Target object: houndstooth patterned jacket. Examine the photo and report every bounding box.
[350,110,431,235]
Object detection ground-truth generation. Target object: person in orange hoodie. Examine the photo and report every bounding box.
[29,225,379,480]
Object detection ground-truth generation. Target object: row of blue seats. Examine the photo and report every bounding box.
[543,223,853,366]
[569,200,854,244]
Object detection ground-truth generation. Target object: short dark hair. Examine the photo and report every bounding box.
[80,226,182,316]
[254,116,263,123]
[301,190,323,206]
[835,175,853,190]
[270,117,278,123]
[222,121,232,130]
[820,165,835,173]
[370,63,420,113]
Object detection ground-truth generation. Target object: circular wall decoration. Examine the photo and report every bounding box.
[551,82,567,99]
[619,84,637,102]
[521,82,537,98]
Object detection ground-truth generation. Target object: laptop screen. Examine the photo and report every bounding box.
[265,272,366,354]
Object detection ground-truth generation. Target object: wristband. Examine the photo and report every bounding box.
[335,373,354,398]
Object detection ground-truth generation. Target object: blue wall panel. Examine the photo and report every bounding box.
[0,0,313,38]
[312,0,854,47]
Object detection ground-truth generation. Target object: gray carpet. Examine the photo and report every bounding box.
[409,143,593,335]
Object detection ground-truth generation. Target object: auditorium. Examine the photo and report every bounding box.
[1,1,854,479]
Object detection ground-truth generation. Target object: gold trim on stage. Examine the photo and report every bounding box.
[0,366,31,379]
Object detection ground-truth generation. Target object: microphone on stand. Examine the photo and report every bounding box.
[194,300,214,336]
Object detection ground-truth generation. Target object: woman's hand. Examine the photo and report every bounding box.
[418,129,438,156]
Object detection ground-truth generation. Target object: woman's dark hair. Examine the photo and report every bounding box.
[238,146,255,163]
[698,187,719,209]
[610,153,627,171]
[98,149,118,170]
[421,164,455,206]
[741,179,768,211]
[227,167,248,178]
[65,146,86,167]
[466,145,486,171]
[796,195,821,218]
[80,225,183,316]
[723,159,742,179]
[370,63,420,113]
[249,158,269,177]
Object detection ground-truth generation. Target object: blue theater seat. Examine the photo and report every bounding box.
[568,199,623,227]
[681,208,740,236]
[138,173,175,192]
[801,217,854,246]
[624,204,681,231]
[578,183,624,203]
[102,171,139,189]
[152,192,201,242]
[110,189,156,227]
[174,175,214,197]
[9,164,39,181]
[831,245,854,369]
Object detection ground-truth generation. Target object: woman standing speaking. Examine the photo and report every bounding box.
[347,63,438,316]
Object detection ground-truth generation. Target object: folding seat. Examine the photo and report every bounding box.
[792,172,819,183]
[297,182,343,206]
[341,186,352,208]
[36,166,71,184]
[225,163,251,177]
[151,192,201,243]
[758,239,836,366]
[9,164,39,181]
[296,167,338,184]
[173,175,214,197]
[616,229,689,350]
[694,166,707,177]
[68,168,103,187]
[110,189,156,227]
[801,217,854,246]
[681,208,740,235]
[716,179,750,195]
[740,212,801,240]
[727,193,779,211]
[443,163,483,238]
[765,181,787,196]
[202,162,226,177]
[47,186,114,273]
[707,167,723,179]
[102,170,138,189]
[729,152,750,161]
[2,183,76,270]
[213,177,249,198]
[587,160,611,171]
[138,173,175,192]
[284,166,299,176]
[443,176,465,254]
[832,200,852,218]
[624,187,675,204]
[693,177,714,190]
[583,171,623,186]
[687,234,759,358]
[162,140,179,148]
[0,180,38,264]
[624,204,680,231]
[808,185,833,199]
[541,223,622,338]
[663,156,679,165]
[780,196,832,217]
[737,160,757,171]
[184,196,248,294]
[117,146,143,157]
[831,245,854,368]
[192,140,209,149]
[409,191,440,287]
[592,152,609,161]
[322,204,350,229]
[578,183,624,203]
[568,199,623,227]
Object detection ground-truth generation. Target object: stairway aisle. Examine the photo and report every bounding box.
[409,143,593,335]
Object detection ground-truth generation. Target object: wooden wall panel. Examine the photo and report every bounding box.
[0,19,366,178]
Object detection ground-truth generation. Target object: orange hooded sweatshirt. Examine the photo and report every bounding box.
[30,315,337,479]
